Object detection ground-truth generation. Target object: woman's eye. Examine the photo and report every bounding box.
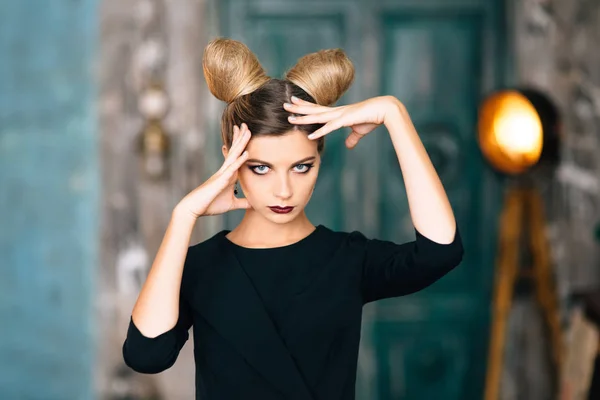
[293,164,313,173]
[250,165,270,175]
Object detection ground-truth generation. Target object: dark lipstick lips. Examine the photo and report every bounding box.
[268,206,294,214]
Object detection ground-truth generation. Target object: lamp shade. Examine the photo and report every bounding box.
[478,88,560,175]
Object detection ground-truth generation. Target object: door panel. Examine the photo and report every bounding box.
[374,10,495,399]
[379,13,483,291]
[374,10,491,399]
[221,1,362,230]
[374,322,470,399]
[218,1,503,398]
[249,13,348,229]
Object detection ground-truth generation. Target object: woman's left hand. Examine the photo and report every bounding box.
[284,95,404,149]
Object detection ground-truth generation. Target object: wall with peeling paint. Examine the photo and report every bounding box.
[3,0,599,398]
[512,0,600,293]
[500,0,600,398]
[96,1,208,398]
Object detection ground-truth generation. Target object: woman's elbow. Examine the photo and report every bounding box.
[416,233,464,272]
[122,340,178,374]
[436,226,464,270]
[446,239,464,269]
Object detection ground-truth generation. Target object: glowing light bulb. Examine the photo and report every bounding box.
[478,91,544,174]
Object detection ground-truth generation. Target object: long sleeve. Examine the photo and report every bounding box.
[122,290,193,374]
[360,227,464,304]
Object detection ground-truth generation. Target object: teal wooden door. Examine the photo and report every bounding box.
[217,1,505,398]
[371,8,503,399]
[218,0,366,230]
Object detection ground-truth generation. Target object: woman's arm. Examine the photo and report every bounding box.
[383,97,456,244]
[122,208,196,374]
[286,94,456,243]
[131,208,196,338]
[123,123,252,373]
[285,95,463,302]
[131,123,252,337]
[358,97,463,303]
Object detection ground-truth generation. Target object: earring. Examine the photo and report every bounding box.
[234,182,238,196]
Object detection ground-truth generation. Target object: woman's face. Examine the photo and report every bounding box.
[224,129,321,224]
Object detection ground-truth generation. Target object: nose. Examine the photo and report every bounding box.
[274,173,293,200]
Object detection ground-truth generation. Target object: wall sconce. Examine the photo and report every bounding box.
[480,88,563,400]
[137,82,170,180]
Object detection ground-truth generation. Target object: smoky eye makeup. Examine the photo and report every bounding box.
[293,163,315,173]
[247,163,315,175]
[248,164,270,175]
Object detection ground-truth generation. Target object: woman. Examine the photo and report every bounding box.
[122,38,463,400]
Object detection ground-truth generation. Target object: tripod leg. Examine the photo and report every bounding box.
[527,188,563,376]
[485,188,524,400]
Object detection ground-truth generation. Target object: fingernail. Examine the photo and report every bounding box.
[307,133,315,139]
[288,116,296,121]
[291,96,298,102]
[283,103,291,108]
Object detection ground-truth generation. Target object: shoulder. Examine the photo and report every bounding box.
[184,230,228,270]
[321,225,417,259]
[319,225,373,250]
[190,229,227,250]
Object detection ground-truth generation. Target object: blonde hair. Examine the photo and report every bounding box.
[202,37,355,152]
[202,38,270,104]
[285,49,354,107]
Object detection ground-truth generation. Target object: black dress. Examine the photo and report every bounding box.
[123,224,464,400]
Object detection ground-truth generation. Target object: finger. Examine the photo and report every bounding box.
[234,123,246,145]
[283,102,330,115]
[231,124,250,154]
[232,125,239,145]
[290,96,316,106]
[223,150,249,178]
[288,109,341,125]
[308,119,344,140]
[222,128,250,170]
[233,123,249,145]
[345,130,363,149]
[218,126,238,173]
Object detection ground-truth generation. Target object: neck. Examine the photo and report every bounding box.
[227,209,316,247]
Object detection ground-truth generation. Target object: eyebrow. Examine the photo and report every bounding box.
[246,156,317,167]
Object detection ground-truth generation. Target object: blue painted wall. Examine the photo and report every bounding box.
[0,1,99,398]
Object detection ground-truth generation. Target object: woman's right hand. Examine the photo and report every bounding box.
[175,123,252,219]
